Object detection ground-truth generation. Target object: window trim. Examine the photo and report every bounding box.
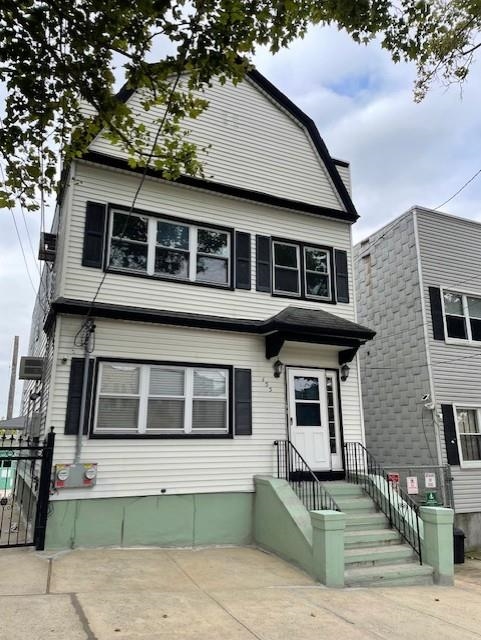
[105,205,234,291]
[441,288,481,346]
[453,403,481,468]
[91,358,233,439]
[271,236,335,303]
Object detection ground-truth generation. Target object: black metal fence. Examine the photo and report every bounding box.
[344,442,422,564]
[274,440,340,512]
[0,428,54,550]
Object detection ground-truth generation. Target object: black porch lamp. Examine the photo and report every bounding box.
[273,359,284,378]
[340,363,350,381]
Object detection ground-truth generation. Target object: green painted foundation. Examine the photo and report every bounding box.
[46,492,253,550]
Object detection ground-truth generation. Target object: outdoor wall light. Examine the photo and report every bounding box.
[340,363,350,381]
[273,359,284,378]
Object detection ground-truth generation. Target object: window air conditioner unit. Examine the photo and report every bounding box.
[19,357,44,380]
[38,232,57,262]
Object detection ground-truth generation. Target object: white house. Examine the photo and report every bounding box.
[25,69,374,548]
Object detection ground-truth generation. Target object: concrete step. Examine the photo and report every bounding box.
[345,513,390,530]
[344,544,415,567]
[333,497,377,513]
[344,529,401,549]
[345,562,434,588]
[324,482,365,498]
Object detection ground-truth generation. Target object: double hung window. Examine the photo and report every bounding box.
[443,290,481,342]
[272,239,332,301]
[456,407,481,463]
[95,362,229,436]
[109,210,231,286]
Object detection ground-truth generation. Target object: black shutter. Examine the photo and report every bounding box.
[234,368,252,436]
[65,358,95,435]
[235,232,251,290]
[441,404,460,465]
[429,287,445,340]
[256,235,272,292]
[82,202,107,268]
[334,249,349,303]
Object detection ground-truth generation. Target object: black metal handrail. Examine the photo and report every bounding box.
[274,440,340,512]
[344,442,423,564]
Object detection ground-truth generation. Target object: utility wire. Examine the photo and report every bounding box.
[434,168,481,211]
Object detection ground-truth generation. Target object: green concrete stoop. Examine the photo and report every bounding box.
[254,477,453,588]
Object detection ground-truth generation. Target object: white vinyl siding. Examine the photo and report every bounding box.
[89,77,345,211]
[61,162,355,321]
[48,316,364,500]
[416,208,481,512]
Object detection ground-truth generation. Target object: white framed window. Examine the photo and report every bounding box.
[108,210,231,286]
[304,246,331,300]
[454,406,481,466]
[94,362,230,436]
[442,290,481,343]
[273,241,300,296]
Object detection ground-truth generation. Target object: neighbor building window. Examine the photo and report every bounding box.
[109,210,231,286]
[94,362,229,436]
[443,290,481,342]
[456,407,481,463]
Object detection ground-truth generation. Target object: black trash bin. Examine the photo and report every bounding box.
[454,527,465,564]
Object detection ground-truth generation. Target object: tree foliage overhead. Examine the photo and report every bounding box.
[0,0,479,210]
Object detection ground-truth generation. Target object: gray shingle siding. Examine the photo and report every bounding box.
[354,212,438,467]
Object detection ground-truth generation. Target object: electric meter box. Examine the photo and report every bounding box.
[54,463,98,489]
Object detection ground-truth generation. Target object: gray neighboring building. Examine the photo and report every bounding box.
[355,206,481,548]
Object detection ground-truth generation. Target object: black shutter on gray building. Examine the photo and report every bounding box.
[256,235,272,292]
[235,232,251,290]
[334,249,349,303]
[82,202,107,268]
[429,287,445,341]
[234,368,252,436]
[64,358,95,435]
[441,404,460,466]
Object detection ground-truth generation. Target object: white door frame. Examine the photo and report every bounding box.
[286,367,343,471]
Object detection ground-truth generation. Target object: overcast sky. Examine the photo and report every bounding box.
[1,24,481,417]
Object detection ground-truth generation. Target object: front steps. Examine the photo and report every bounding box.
[327,481,434,587]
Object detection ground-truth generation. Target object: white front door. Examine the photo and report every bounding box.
[287,368,342,471]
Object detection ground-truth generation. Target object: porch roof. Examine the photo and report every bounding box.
[48,298,375,363]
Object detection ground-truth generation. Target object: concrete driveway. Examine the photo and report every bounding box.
[1,546,480,640]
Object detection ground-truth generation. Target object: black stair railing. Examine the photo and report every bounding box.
[344,442,423,564]
[274,440,340,512]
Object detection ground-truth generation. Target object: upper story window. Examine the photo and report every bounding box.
[109,210,231,287]
[443,290,481,342]
[94,361,230,437]
[272,239,333,301]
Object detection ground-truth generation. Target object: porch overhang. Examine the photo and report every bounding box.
[47,298,375,364]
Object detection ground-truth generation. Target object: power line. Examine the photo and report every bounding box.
[434,168,481,211]
[19,203,41,276]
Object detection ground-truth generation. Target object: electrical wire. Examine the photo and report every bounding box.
[434,168,481,211]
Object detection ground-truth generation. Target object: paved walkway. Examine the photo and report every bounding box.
[0,546,480,639]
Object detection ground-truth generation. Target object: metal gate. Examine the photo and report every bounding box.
[0,428,54,550]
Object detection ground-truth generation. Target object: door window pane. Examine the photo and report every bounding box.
[294,377,319,400]
[296,403,321,426]
[157,221,189,249]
